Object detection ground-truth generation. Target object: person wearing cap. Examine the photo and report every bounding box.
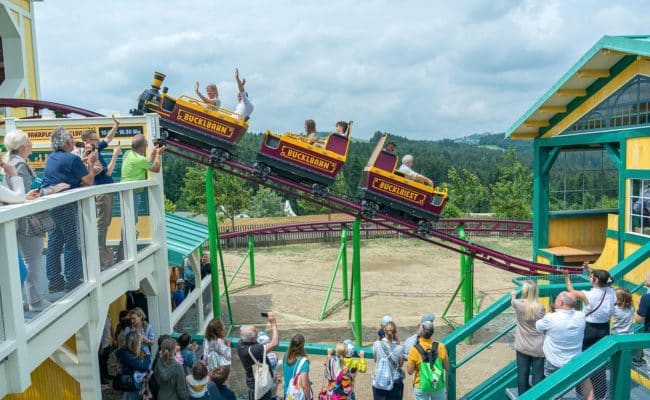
[406,320,449,400]
[172,279,186,309]
[403,313,435,358]
[378,315,394,340]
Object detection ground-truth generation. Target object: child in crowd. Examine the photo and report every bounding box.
[172,279,186,309]
[202,318,231,373]
[186,361,210,399]
[207,366,237,400]
[342,340,366,373]
[612,288,644,364]
[179,333,197,375]
[612,288,635,335]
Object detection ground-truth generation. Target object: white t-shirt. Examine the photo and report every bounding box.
[235,91,254,119]
[582,287,616,324]
[611,306,634,334]
[398,164,418,179]
[535,309,585,368]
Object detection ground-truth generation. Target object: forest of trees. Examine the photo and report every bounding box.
[162,132,618,222]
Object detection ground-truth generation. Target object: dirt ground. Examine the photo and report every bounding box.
[218,236,532,398]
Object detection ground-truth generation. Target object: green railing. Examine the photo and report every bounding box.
[520,334,650,399]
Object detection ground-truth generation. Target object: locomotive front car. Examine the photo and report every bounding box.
[360,135,448,228]
[255,123,352,194]
[132,72,248,161]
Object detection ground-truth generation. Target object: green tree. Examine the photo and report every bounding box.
[490,150,533,220]
[164,197,177,213]
[182,166,252,230]
[445,167,488,215]
[247,187,285,217]
[162,154,191,206]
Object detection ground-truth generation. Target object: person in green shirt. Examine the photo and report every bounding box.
[120,134,165,221]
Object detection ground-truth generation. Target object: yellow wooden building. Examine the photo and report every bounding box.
[507,35,650,291]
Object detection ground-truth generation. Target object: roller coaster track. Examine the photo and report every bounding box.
[0,98,103,118]
[0,98,577,276]
[166,139,581,276]
[219,219,532,239]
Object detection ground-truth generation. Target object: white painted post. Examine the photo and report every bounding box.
[75,322,101,399]
[0,221,31,391]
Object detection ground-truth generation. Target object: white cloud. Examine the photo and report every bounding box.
[30,0,648,139]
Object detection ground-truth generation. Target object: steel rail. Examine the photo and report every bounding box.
[0,98,104,117]
[166,139,582,276]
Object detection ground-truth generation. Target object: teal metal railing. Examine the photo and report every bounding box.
[448,241,650,399]
[520,334,650,399]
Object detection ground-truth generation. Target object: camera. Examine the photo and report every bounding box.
[75,141,85,148]
[260,312,269,318]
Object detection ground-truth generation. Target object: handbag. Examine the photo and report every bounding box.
[5,161,54,237]
[112,373,137,391]
[21,212,55,236]
[139,371,154,400]
[249,345,274,399]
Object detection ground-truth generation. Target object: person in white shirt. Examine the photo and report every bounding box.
[234,68,254,120]
[565,267,615,398]
[535,291,593,400]
[398,155,433,186]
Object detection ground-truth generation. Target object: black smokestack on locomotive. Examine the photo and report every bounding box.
[131,72,166,115]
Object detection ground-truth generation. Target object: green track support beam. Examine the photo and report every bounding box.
[248,234,256,286]
[205,168,234,327]
[351,216,362,346]
[205,168,221,319]
[319,227,349,321]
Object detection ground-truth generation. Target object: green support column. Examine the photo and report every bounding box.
[205,169,221,318]
[533,143,553,260]
[248,234,256,286]
[447,346,457,400]
[352,215,362,346]
[611,349,632,399]
[341,227,349,301]
[457,224,475,344]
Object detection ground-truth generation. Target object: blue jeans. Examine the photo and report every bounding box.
[133,191,143,224]
[516,351,544,395]
[46,203,83,285]
[413,388,446,400]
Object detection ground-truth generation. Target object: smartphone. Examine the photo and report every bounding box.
[260,312,269,318]
[350,367,357,373]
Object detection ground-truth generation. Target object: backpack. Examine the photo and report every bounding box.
[207,339,231,372]
[286,357,308,400]
[373,341,396,391]
[248,345,274,399]
[414,342,445,392]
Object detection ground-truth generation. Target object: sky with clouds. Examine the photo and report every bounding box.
[32,0,650,140]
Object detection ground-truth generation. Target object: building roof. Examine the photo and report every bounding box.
[506,35,650,139]
[166,213,209,267]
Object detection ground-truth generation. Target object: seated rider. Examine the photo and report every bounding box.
[399,154,433,186]
[335,121,348,136]
[383,141,397,154]
[235,68,254,121]
[303,119,324,146]
[194,82,220,108]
